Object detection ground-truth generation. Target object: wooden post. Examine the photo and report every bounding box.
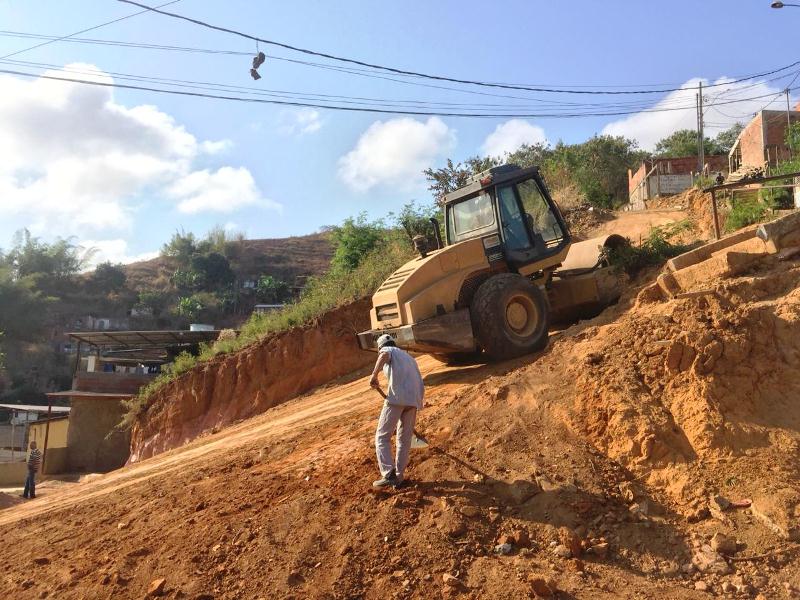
[711,189,721,240]
[42,400,52,475]
[73,341,82,378]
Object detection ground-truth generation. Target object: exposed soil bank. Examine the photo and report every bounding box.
[128,298,373,462]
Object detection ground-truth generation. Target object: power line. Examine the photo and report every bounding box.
[1,66,794,119]
[3,30,798,113]
[4,57,755,113]
[116,0,800,96]
[0,29,790,91]
[0,0,182,61]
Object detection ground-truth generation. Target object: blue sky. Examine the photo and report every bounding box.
[0,0,797,264]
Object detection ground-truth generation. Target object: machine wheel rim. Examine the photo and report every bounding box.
[505,293,539,337]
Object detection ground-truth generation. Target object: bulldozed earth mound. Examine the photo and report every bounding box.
[129,299,373,462]
[2,218,800,598]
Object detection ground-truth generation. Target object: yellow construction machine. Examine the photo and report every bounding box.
[357,164,627,361]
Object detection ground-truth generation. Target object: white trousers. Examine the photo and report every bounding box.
[375,402,417,479]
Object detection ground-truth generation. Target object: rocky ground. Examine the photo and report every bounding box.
[2,213,800,599]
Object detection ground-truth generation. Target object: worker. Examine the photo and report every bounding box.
[716,172,725,186]
[22,441,41,499]
[369,334,424,488]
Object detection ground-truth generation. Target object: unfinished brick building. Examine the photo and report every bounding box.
[627,155,728,210]
[729,102,800,173]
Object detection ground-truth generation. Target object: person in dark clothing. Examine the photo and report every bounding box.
[22,441,41,499]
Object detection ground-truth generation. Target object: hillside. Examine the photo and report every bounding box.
[2,212,800,598]
[122,232,334,292]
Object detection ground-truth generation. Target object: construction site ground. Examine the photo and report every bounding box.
[3,205,800,599]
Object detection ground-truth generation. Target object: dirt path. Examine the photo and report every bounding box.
[585,209,688,242]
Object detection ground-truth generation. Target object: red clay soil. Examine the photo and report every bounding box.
[129,298,373,462]
[2,251,800,598]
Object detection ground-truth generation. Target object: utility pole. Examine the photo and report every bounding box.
[787,88,793,160]
[697,81,705,176]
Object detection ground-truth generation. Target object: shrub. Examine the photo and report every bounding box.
[607,220,694,275]
[725,199,769,233]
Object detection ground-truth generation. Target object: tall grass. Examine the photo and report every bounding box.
[121,236,414,427]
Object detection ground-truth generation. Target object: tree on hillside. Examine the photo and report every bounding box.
[546,135,646,209]
[0,268,48,340]
[92,262,127,293]
[1,229,90,285]
[255,275,290,304]
[392,202,442,246]
[423,159,473,202]
[190,252,235,290]
[714,123,745,154]
[135,290,169,316]
[176,295,203,321]
[161,230,199,267]
[329,213,386,272]
[204,225,245,260]
[653,129,729,158]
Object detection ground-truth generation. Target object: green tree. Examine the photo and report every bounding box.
[1,229,90,287]
[161,230,199,267]
[423,159,473,202]
[190,252,235,290]
[255,275,290,303]
[714,123,745,154]
[786,121,800,154]
[176,295,203,321]
[391,201,442,246]
[135,290,169,316]
[0,268,48,339]
[653,129,725,158]
[171,268,203,292]
[548,135,646,209]
[91,262,127,292]
[329,213,386,272]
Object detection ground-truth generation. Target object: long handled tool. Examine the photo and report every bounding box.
[373,387,428,449]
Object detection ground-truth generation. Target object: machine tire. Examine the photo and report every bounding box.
[470,273,550,360]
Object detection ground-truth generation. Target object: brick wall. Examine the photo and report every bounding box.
[738,113,765,168]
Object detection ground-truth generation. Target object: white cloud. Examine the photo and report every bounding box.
[480,119,549,157]
[80,238,158,268]
[0,63,269,238]
[338,117,456,191]
[169,167,280,214]
[602,77,788,150]
[280,108,322,135]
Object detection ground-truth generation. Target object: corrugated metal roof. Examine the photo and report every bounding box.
[67,329,224,349]
[0,404,71,413]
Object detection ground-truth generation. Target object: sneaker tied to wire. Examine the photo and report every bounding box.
[373,469,399,488]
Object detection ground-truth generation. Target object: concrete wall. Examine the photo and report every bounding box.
[73,372,153,395]
[649,174,693,197]
[67,399,130,473]
[29,418,70,475]
[28,418,68,448]
[0,461,28,486]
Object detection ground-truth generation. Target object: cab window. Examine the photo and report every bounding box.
[497,185,530,251]
[447,192,496,242]
[517,178,564,246]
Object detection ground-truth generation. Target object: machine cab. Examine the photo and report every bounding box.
[443,165,571,271]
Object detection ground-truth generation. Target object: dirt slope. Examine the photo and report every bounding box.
[4,245,800,598]
[3,212,800,599]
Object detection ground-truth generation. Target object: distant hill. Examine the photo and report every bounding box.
[122,232,334,292]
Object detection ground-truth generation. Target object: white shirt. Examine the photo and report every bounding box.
[380,346,424,410]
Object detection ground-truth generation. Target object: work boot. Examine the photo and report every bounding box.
[373,470,398,488]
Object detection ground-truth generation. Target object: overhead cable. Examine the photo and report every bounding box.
[116,0,800,96]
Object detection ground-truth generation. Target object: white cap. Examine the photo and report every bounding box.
[376,334,394,349]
